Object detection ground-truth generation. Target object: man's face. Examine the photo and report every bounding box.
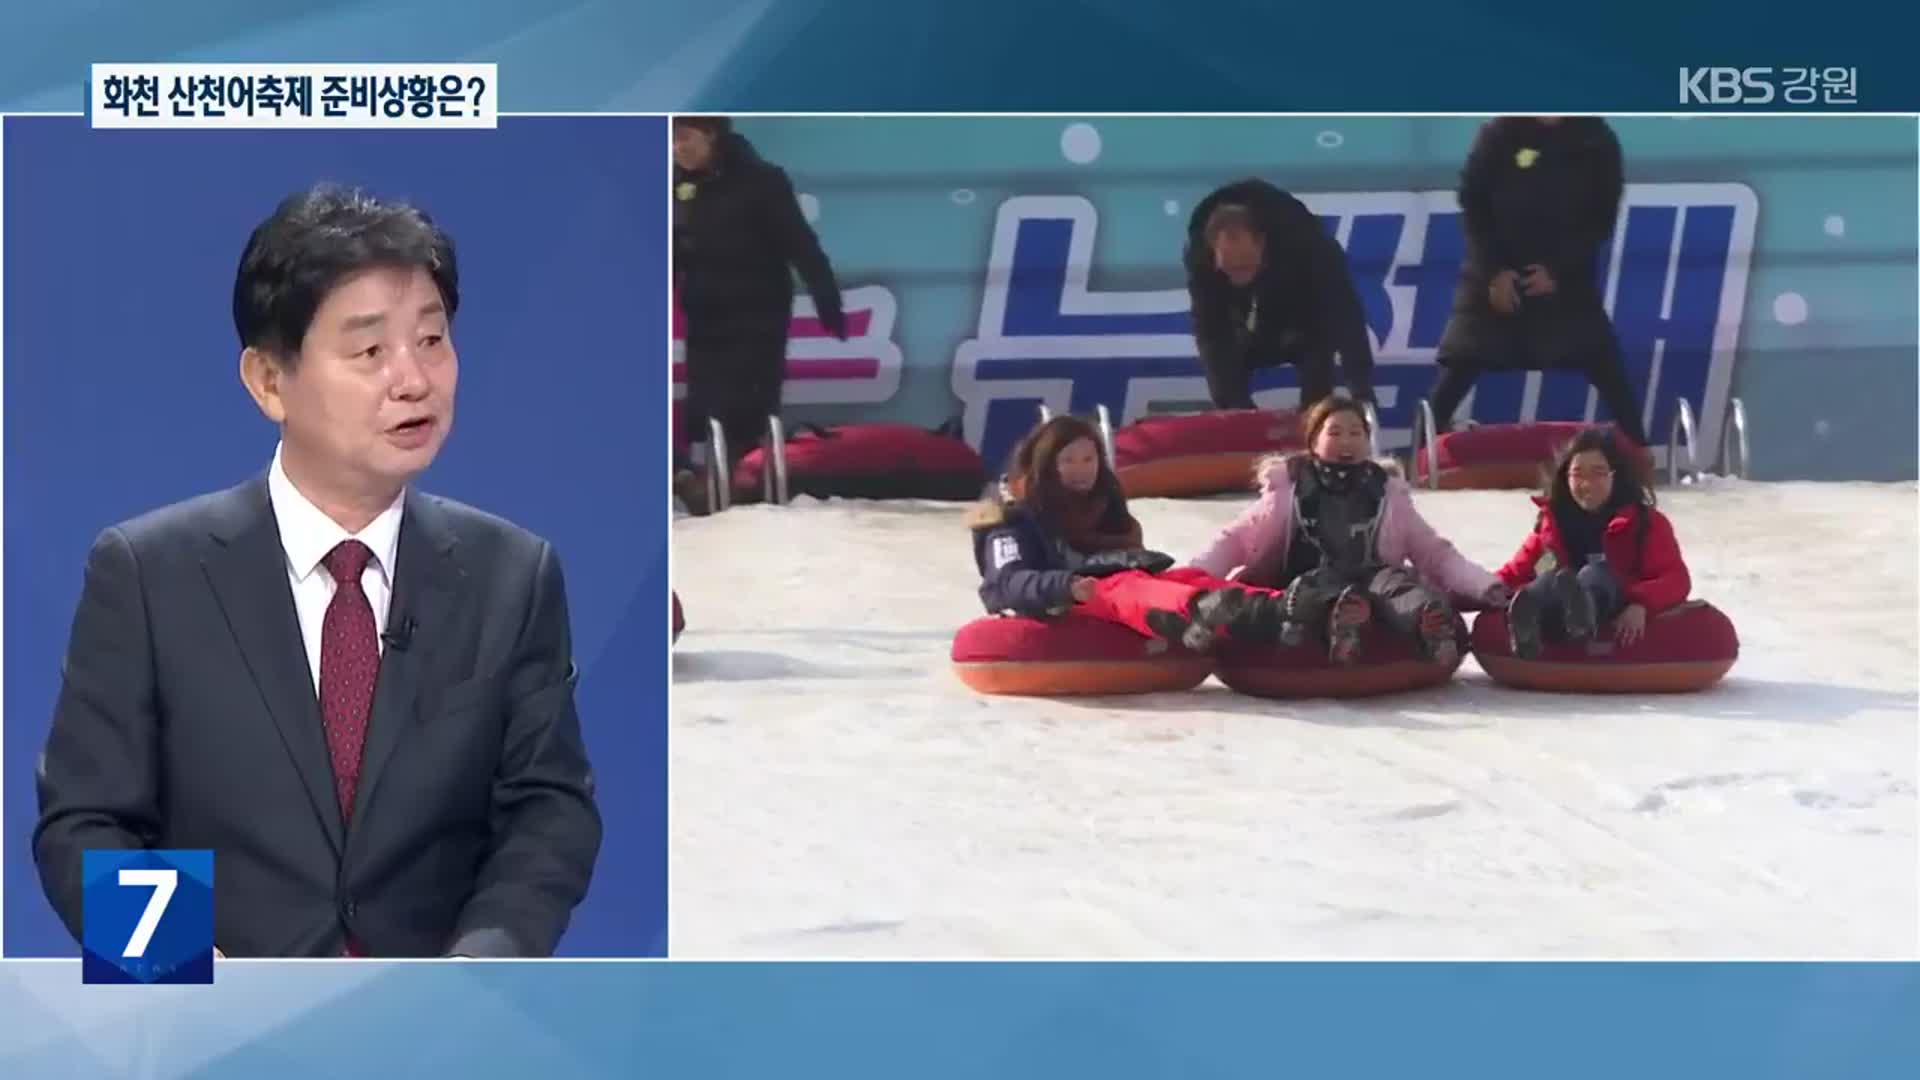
[1213,225,1264,287]
[250,265,457,496]
[673,125,717,171]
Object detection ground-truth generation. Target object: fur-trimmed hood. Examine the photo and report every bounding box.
[1251,452,1404,493]
[964,493,1016,531]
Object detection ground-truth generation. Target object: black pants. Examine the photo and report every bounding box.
[1524,559,1626,641]
[1284,564,1445,642]
[1431,284,1649,446]
[681,320,787,472]
[1429,356,1648,447]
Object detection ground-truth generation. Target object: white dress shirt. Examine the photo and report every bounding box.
[266,444,405,697]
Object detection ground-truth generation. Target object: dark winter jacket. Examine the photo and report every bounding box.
[1184,178,1375,401]
[1497,497,1691,614]
[1280,457,1391,582]
[673,132,844,335]
[1456,118,1623,301]
[967,491,1153,617]
[1437,118,1626,370]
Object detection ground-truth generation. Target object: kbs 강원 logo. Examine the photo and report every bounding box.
[82,849,214,984]
[1680,67,1860,105]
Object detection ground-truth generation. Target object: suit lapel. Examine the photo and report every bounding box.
[349,491,461,832]
[201,476,345,856]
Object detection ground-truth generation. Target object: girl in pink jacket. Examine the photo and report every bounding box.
[1189,396,1511,665]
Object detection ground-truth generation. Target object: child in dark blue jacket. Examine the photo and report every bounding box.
[968,415,1284,651]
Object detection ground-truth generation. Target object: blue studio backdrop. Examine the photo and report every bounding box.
[2,116,668,957]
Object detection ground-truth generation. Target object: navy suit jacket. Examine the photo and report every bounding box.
[33,476,603,957]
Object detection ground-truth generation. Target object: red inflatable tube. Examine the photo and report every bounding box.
[1415,422,1655,490]
[1470,600,1739,693]
[1111,408,1303,499]
[951,613,1214,696]
[1213,614,1470,699]
[735,423,987,502]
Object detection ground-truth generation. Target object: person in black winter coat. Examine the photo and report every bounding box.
[1430,116,1648,446]
[672,116,846,487]
[1185,179,1376,414]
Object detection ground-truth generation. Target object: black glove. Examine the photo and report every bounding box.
[820,306,849,341]
[1077,549,1176,577]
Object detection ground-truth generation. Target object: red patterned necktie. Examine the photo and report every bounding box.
[319,540,380,821]
[319,540,379,958]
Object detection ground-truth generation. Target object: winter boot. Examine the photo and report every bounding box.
[1415,601,1459,667]
[1277,578,1319,648]
[1191,587,1251,632]
[1226,590,1288,645]
[1145,608,1214,653]
[1327,587,1371,666]
[1553,571,1597,642]
[1506,587,1545,659]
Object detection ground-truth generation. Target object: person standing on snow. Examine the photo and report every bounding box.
[1429,116,1648,446]
[672,115,846,511]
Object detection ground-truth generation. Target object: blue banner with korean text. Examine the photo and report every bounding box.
[692,114,1916,482]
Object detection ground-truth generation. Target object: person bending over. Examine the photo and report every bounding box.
[1184,179,1376,413]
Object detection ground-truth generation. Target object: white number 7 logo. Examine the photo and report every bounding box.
[118,868,178,958]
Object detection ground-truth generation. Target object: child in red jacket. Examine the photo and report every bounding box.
[1498,427,1692,658]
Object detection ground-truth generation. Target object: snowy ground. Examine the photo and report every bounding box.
[669,481,1919,958]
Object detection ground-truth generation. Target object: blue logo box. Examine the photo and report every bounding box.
[81,849,214,984]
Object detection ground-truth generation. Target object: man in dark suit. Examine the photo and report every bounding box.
[33,184,603,958]
[1185,178,1377,413]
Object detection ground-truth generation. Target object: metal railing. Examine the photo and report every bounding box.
[1409,398,1442,490]
[1664,394,1752,485]
[704,418,732,513]
[1666,397,1700,486]
[1034,404,1118,466]
[764,415,790,506]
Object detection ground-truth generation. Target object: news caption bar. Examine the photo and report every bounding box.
[89,64,498,129]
